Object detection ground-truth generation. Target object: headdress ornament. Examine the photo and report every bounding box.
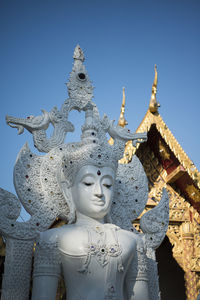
[5,46,149,231]
[59,101,135,187]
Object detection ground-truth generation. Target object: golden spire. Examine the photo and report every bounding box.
[108,87,135,163]
[108,88,127,145]
[149,65,160,113]
[118,87,128,127]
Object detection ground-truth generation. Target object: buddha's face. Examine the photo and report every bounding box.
[71,165,115,221]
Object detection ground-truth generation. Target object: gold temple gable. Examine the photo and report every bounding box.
[114,69,200,299]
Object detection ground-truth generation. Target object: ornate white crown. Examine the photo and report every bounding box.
[59,101,132,187]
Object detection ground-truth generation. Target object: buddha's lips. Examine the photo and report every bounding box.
[92,199,105,206]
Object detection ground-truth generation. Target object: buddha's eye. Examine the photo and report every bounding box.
[83,182,93,186]
[103,184,112,189]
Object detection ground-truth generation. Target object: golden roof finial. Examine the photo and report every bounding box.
[108,87,128,145]
[153,64,158,87]
[118,87,128,127]
[149,65,160,113]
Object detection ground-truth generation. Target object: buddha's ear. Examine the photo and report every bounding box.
[57,169,76,224]
[60,181,76,224]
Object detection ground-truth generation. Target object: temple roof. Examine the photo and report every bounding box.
[119,67,200,211]
[136,109,200,190]
[138,67,200,209]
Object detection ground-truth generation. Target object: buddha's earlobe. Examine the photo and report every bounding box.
[60,181,76,224]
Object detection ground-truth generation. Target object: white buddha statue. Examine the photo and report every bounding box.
[31,106,150,300]
[1,46,168,300]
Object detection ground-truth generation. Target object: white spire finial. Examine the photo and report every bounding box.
[73,45,85,62]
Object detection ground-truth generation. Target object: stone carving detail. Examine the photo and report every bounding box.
[140,189,169,249]
[67,45,94,104]
[111,155,148,231]
[1,238,34,300]
[146,247,161,300]
[6,107,74,153]
[14,143,69,224]
[0,188,21,223]
[33,239,61,278]
[0,46,169,300]
[0,187,38,240]
[6,45,94,153]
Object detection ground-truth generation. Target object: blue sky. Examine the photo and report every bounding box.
[1,0,200,219]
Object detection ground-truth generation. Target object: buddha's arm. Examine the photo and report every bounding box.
[124,243,149,300]
[32,275,59,300]
[31,232,61,300]
[126,278,149,300]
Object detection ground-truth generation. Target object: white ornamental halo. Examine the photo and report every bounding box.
[14,142,148,230]
[111,155,148,231]
[14,144,69,226]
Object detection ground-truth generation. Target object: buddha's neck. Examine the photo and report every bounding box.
[75,212,105,226]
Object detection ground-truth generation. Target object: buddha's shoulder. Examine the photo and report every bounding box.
[58,224,88,255]
[43,222,84,234]
[117,227,138,239]
[117,228,141,249]
[36,225,88,255]
[38,227,61,244]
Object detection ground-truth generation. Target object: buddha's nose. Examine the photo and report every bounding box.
[95,193,103,199]
[95,183,103,198]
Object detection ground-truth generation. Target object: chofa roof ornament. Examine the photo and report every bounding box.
[149,65,160,113]
[118,87,128,128]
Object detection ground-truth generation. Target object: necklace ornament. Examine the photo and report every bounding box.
[78,226,123,274]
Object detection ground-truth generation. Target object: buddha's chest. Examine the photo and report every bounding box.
[58,225,136,300]
[58,224,136,274]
